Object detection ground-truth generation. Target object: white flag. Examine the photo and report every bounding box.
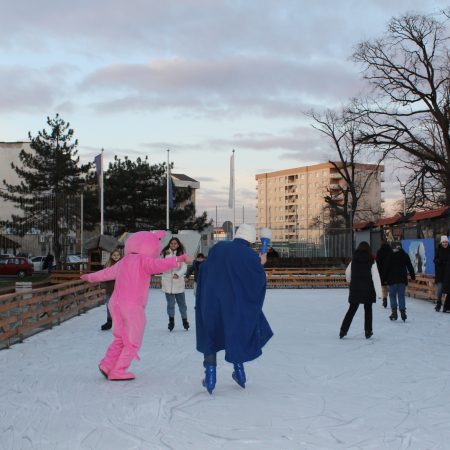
[228,151,235,208]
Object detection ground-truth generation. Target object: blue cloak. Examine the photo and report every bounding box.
[195,238,273,363]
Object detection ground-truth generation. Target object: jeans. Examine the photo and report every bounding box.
[165,292,187,319]
[105,294,112,321]
[435,282,443,305]
[340,302,373,333]
[389,283,406,310]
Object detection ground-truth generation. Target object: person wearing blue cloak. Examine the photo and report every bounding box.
[195,223,273,394]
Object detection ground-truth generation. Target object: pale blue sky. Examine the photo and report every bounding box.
[1,0,448,225]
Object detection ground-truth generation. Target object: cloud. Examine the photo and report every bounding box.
[81,57,362,116]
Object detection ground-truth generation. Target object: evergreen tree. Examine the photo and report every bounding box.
[0,114,90,263]
[84,155,211,233]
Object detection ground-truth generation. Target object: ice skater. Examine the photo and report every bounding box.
[81,231,192,381]
[195,223,273,394]
[340,241,382,339]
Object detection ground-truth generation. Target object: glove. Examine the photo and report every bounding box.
[177,254,187,263]
[80,274,90,281]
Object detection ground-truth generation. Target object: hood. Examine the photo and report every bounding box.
[124,230,166,257]
[353,249,372,264]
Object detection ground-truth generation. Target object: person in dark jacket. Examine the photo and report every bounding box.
[195,223,273,394]
[339,241,382,339]
[382,241,415,321]
[376,240,392,308]
[184,253,206,295]
[434,235,450,312]
[100,248,122,330]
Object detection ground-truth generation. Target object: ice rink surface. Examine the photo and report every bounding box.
[1,288,450,450]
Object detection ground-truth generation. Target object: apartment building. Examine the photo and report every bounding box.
[255,162,384,241]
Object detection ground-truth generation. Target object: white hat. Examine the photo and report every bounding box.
[441,235,449,243]
[235,223,256,243]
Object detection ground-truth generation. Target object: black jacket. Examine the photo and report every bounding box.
[434,244,450,283]
[382,248,415,285]
[348,250,376,304]
[376,243,392,284]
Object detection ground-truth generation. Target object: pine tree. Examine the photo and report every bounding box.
[0,114,90,263]
[84,155,211,233]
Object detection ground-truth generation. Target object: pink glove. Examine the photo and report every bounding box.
[80,274,90,281]
[177,254,187,262]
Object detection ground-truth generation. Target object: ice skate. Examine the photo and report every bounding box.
[182,318,190,330]
[400,309,407,322]
[232,363,246,388]
[168,317,175,331]
[389,308,398,320]
[202,364,216,394]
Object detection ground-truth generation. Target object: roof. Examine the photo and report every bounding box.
[409,206,450,222]
[0,235,20,249]
[171,173,198,183]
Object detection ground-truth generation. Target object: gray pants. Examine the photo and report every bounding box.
[165,293,187,319]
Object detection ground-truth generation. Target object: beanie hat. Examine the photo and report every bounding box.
[441,235,449,243]
[235,223,256,243]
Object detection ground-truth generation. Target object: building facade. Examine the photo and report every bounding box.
[256,162,384,242]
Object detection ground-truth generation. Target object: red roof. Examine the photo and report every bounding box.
[375,213,403,226]
[409,206,450,222]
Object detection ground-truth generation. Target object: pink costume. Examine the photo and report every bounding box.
[81,231,186,380]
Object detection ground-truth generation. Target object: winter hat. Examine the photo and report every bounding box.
[235,223,256,243]
[441,235,449,244]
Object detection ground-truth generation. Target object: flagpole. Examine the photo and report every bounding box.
[166,149,170,230]
[80,190,84,273]
[233,149,236,238]
[100,149,104,235]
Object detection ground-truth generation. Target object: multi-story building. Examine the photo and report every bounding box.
[255,162,384,242]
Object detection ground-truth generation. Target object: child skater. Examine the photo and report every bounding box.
[100,248,122,331]
[339,241,382,339]
[81,231,193,381]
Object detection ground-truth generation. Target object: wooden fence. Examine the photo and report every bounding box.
[0,279,105,349]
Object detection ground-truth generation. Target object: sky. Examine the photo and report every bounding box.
[2,288,450,449]
[1,0,448,226]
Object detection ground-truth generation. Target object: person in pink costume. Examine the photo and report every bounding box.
[81,230,192,381]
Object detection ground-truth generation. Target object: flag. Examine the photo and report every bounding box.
[94,153,102,208]
[168,174,174,209]
[228,151,235,208]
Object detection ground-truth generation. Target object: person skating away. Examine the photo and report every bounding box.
[161,237,189,331]
[81,231,192,381]
[434,236,450,312]
[340,241,382,339]
[195,223,273,394]
[376,240,392,308]
[100,248,122,330]
[184,252,206,296]
[382,241,415,322]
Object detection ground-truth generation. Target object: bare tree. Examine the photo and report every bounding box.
[309,108,385,233]
[352,11,450,208]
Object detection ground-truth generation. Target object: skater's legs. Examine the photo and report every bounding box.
[165,293,176,317]
[364,303,373,333]
[397,284,406,310]
[389,284,399,309]
[175,293,188,319]
[340,303,359,334]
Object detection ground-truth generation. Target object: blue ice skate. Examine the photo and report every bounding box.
[202,364,216,394]
[232,363,246,389]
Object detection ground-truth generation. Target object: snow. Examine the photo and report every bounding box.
[1,288,450,450]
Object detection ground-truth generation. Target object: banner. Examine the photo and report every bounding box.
[228,151,235,208]
[94,153,102,208]
[401,238,435,275]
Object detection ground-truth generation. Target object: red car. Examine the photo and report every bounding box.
[0,256,34,278]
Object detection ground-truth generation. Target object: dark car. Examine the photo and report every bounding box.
[0,257,34,278]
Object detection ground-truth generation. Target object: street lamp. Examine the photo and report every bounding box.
[397,177,406,216]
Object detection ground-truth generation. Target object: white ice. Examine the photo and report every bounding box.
[1,289,450,450]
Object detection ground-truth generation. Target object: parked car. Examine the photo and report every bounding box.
[0,257,34,278]
[30,255,46,271]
